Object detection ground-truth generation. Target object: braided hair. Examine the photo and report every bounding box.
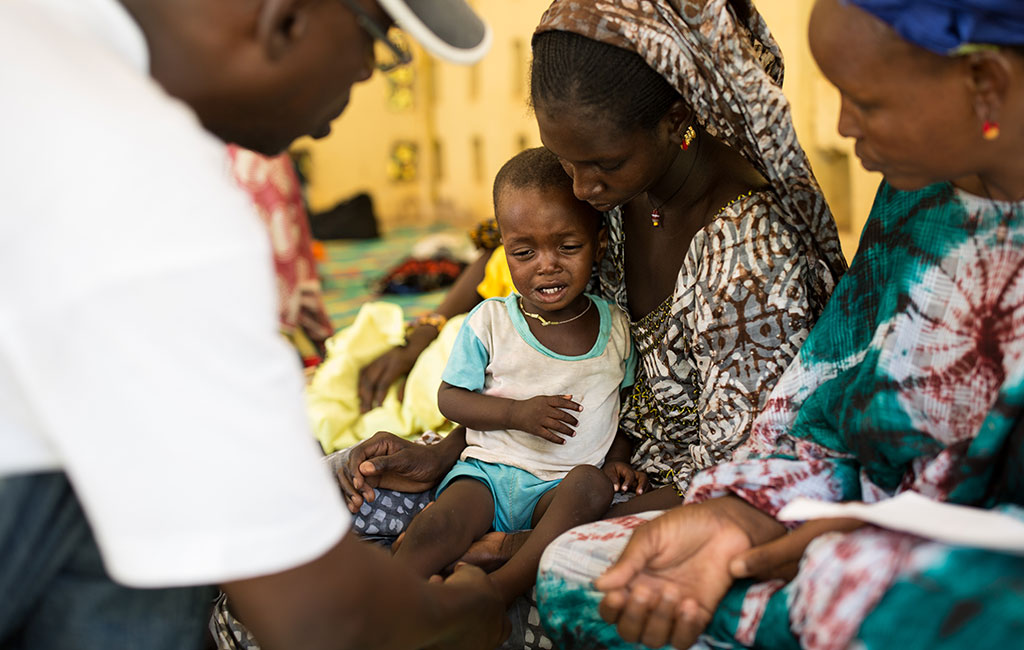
[530,30,682,131]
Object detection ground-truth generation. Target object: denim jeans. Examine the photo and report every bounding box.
[0,472,215,650]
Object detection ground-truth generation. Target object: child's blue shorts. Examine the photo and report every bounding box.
[436,458,561,532]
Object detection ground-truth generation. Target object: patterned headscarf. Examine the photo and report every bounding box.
[534,0,847,288]
[848,0,1024,55]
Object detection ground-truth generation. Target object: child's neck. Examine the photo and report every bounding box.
[521,296,599,356]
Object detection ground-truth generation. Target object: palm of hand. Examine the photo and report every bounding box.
[630,527,744,618]
[597,505,753,648]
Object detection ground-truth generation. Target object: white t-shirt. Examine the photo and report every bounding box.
[0,0,349,588]
[442,294,635,480]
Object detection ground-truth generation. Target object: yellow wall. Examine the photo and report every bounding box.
[300,0,881,259]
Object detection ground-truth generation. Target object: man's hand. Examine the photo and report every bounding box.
[425,564,511,650]
[595,497,785,649]
[728,517,863,582]
[336,430,462,513]
[508,395,581,444]
[603,461,649,495]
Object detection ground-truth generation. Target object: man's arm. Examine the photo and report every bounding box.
[223,528,507,650]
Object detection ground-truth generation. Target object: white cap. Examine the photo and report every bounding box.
[378,0,492,65]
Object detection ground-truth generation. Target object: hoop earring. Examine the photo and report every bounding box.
[681,125,696,151]
[983,120,1001,141]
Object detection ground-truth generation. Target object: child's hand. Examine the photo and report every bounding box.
[508,394,581,444]
[602,461,649,495]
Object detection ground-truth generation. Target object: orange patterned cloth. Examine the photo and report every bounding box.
[227,146,333,365]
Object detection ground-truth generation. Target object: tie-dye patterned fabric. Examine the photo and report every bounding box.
[537,0,846,496]
[536,181,1024,649]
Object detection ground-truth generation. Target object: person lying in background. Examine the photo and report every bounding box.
[229,145,334,368]
[306,220,515,453]
[357,221,510,414]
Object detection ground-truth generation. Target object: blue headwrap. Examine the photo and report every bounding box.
[848,0,1024,55]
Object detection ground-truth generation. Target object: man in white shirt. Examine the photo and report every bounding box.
[0,0,505,648]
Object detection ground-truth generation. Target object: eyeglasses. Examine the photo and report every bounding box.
[338,0,413,72]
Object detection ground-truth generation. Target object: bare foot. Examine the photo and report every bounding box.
[454,530,530,573]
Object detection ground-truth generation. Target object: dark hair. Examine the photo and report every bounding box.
[530,30,682,131]
[492,146,573,211]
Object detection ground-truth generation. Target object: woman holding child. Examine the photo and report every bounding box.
[336,0,845,647]
[539,0,1024,648]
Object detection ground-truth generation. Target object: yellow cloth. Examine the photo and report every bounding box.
[476,246,515,299]
[306,303,466,453]
[308,248,514,453]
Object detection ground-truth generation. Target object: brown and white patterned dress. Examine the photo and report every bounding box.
[537,0,847,494]
[598,190,836,495]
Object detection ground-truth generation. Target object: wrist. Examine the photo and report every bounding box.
[404,313,447,343]
[501,399,519,431]
[403,325,437,353]
[435,426,468,467]
[713,496,787,547]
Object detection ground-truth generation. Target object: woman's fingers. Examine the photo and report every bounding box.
[598,587,628,624]
[639,584,681,648]
[595,534,650,593]
[670,599,710,650]
[612,582,657,643]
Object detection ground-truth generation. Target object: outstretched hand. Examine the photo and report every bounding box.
[509,394,582,444]
[595,498,785,649]
[336,431,456,513]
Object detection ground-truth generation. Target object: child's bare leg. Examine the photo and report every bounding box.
[488,464,613,604]
[460,481,677,570]
[391,478,495,579]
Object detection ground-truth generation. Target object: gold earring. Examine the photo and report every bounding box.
[983,120,1001,141]
[681,125,696,150]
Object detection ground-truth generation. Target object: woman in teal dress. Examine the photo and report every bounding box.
[536,1,1024,648]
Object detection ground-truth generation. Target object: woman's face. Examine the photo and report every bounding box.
[536,103,677,212]
[808,0,983,190]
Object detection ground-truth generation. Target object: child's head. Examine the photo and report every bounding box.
[492,147,607,315]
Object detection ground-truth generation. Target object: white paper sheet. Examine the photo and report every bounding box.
[777,491,1024,555]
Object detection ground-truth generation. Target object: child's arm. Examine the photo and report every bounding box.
[437,381,581,444]
[602,429,649,494]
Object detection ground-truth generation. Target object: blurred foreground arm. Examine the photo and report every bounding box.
[223,528,508,650]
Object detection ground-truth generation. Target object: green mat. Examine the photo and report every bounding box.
[318,225,458,331]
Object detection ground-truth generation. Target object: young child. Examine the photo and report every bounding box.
[391,147,646,604]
